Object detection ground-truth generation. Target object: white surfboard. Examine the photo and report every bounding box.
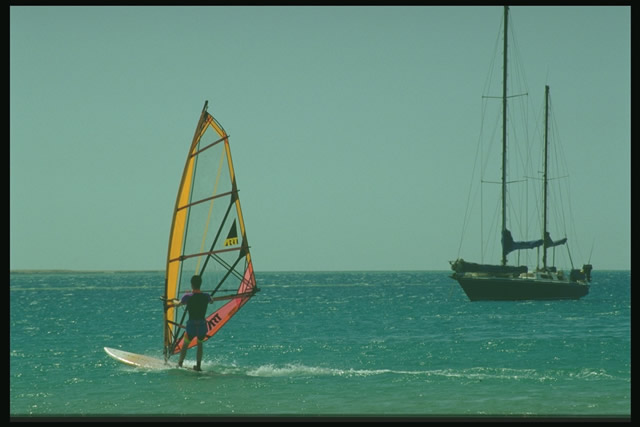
[104,347,174,369]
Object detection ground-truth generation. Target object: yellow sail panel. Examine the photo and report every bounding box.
[163,103,210,353]
[164,169,190,343]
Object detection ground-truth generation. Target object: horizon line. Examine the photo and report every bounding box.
[9,268,629,274]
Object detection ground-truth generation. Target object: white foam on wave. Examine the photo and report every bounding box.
[246,363,434,378]
[243,364,565,382]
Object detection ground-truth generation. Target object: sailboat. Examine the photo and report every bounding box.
[105,101,259,368]
[450,7,592,301]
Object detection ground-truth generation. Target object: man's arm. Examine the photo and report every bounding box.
[166,298,183,308]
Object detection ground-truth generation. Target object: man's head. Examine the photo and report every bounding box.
[191,275,202,290]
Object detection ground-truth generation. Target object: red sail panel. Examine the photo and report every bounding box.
[172,261,255,354]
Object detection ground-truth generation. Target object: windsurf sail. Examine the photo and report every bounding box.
[163,101,258,359]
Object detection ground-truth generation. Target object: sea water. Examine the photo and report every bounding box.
[10,270,630,419]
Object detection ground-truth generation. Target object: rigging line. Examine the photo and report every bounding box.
[480,158,484,263]
[547,94,579,260]
[481,179,526,184]
[210,254,245,297]
[199,197,236,277]
[210,290,256,302]
[169,308,189,355]
[458,87,498,259]
[211,252,245,282]
[482,93,528,99]
[176,191,234,212]
[167,287,252,356]
[190,290,255,301]
[173,121,209,302]
[550,105,571,244]
[191,134,228,158]
[167,320,185,328]
[524,175,568,181]
[213,262,254,295]
[565,242,575,269]
[490,192,502,263]
[166,290,256,329]
[508,13,531,103]
[171,247,241,263]
[457,99,485,259]
[195,147,226,275]
[167,286,257,355]
[480,104,501,186]
[160,288,238,300]
[173,144,200,316]
[180,111,212,237]
[481,8,503,98]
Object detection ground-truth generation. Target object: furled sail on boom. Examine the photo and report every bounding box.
[501,229,543,258]
[163,101,258,360]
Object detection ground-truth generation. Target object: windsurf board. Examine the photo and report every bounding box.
[104,346,174,370]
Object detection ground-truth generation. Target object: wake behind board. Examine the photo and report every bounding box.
[104,347,174,370]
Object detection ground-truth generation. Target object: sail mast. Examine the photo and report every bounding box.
[501,5,509,266]
[542,85,550,269]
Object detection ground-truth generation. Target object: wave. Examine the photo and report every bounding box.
[235,364,619,383]
[243,364,516,379]
[10,285,154,292]
[246,364,401,377]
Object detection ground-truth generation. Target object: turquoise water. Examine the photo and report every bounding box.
[10,270,630,419]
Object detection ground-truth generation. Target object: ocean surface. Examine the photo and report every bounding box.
[10,270,630,419]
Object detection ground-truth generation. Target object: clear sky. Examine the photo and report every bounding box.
[10,6,630,272]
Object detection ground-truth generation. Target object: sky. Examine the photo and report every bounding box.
[10,6,630,272]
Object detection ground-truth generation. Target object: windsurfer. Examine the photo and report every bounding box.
[173,275,214,371]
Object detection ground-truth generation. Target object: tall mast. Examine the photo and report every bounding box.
[501,5,509,266]
[542,85,550,269]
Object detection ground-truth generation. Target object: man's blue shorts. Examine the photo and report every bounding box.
[186,319,208,342]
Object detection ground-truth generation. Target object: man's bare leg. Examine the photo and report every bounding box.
[194,342,203,371]
[178,338,190,368]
